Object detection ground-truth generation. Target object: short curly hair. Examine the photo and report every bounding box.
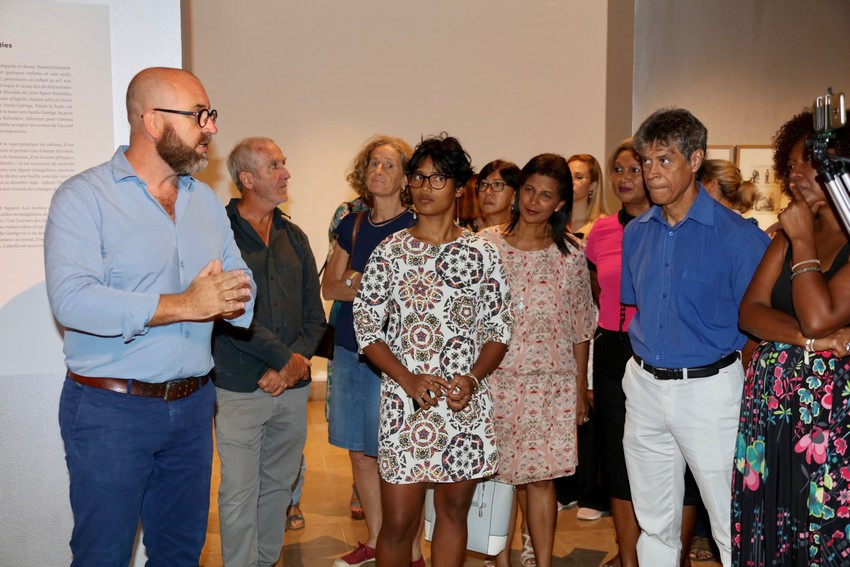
[773,110,850,195]
[407,133,474,188]
[772,111,813,195]
[346,135,414,206]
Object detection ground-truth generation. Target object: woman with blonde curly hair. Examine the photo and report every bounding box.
[322,134,421,567]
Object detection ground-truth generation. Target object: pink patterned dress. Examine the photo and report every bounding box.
[482,228,596,485]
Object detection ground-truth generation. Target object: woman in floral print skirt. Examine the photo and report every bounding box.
[734,110,850,566]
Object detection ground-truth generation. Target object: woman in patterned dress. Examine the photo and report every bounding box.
[482,154,596,567]
[733,110,850,566]
[354,134,513,567]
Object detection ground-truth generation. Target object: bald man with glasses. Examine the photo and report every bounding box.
[45,67,255,566]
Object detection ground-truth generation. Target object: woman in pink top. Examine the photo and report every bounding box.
[585,139,648,567]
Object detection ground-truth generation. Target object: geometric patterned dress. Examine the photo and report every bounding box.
[353,228,513,484]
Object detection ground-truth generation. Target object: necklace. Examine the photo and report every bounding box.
[368,208,407,227]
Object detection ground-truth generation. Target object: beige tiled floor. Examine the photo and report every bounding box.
[200,399,721,566]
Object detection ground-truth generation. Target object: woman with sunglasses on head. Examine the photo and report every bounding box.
[478,159,522,229]
[322,135,421,567]
[733,111,850,566]
[482,153,596,567]
[354,134,512,567]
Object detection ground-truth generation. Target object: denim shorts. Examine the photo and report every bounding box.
[327,346,381,457]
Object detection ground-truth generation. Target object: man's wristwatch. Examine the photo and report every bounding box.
[345,271,360,287]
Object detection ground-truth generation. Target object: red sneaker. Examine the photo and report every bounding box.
[333,542,376,567]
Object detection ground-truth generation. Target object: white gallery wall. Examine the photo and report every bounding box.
[185,0,611,267]
[633,0,850,146]
[0,2,182,565]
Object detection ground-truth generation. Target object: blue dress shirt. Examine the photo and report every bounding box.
[621,185,769,368]
[44,147,255,382]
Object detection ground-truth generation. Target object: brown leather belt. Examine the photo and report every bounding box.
[69,371,209,402]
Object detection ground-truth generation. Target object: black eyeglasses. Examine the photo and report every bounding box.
[151,108,218,128]
[477,180,510,193]
[408,172,452,190]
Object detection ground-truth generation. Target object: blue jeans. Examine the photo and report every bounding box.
[59,377,215,567]
[327,346,382,456]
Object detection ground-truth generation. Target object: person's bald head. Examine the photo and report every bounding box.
[125,67,208,129]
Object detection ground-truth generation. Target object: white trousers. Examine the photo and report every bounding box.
[622,357,743,567]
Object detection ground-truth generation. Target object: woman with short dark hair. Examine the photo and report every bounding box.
[477,159,521,229]
[354,134,512,567]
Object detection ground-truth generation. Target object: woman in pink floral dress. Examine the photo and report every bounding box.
[483,153,596,567]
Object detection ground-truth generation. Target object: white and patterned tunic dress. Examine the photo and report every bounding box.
[353,228,512,484]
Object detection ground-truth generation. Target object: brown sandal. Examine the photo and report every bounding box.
[689,536,716,561]
[286,503,305,530]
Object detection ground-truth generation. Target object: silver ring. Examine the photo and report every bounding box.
[844,341,850,352]
[582,417,590,424]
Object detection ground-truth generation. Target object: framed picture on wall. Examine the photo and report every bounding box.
[736,145,781,211]
[706,145,735,163]
[736,144,787,230]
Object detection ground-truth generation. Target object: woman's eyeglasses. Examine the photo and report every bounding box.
[409,173,452,190]
[477,180,510,193]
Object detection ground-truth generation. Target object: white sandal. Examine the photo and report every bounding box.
[521,532,536,567]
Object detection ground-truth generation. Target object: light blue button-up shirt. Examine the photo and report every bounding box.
[621,185,769,368]
[44,146,255,382]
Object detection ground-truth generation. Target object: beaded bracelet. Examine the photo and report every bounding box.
[460,372,480,394]
[791,258,821,271]
[790,266,822,281]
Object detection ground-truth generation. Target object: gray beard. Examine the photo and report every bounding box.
[156,124,208,175]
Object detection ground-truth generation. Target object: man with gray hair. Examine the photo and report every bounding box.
[213,137,325,566]
[620,108,769,566]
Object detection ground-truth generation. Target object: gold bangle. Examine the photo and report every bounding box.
[461,372,480,394]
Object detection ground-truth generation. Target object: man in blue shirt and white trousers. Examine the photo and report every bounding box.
[620,108,769,567]
[44,67,255,566]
